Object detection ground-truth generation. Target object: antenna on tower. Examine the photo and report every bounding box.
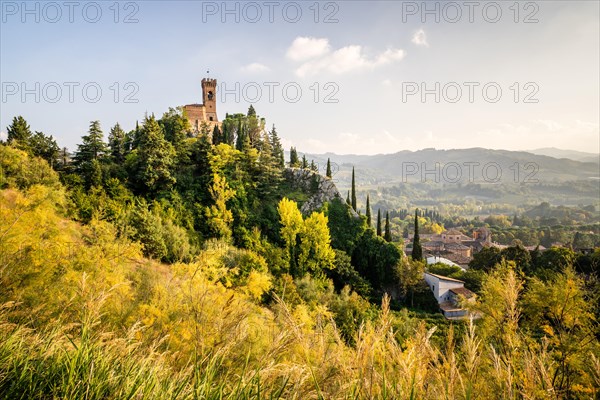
[206,69,210,78]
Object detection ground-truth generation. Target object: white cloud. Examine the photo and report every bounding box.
[411,29,429,47]
[289,37,405,77]
[240,62,270,73]
[534,119,563,132]
[286,37,331,61]
[375,48,405,65]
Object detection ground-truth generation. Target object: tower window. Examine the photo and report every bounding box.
[209,117,213,121]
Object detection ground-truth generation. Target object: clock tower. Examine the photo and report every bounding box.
[183,77,220,133]
[201,78,218,122]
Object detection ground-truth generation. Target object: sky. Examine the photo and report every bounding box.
[1,0,599,155]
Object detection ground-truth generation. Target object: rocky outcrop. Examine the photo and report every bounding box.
[284,168,354,215]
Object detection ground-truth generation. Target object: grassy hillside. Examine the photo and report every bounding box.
[2,181,599,399]
[1,121,599,398]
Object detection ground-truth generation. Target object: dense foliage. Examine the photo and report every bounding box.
[1,111,599,399]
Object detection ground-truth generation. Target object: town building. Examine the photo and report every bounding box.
[423,272,476,319]
[406,227,499,268]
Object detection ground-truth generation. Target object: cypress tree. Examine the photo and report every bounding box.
[365,194,371,227]
[351,166,357,211]
[346,191,351,206]
[384,211,392,242]
[301,155,308,169]
[326,158,332,178]
[235,118,244,150]
[376,209,382,236]
[211,124,221,145]
[412,209,423,261]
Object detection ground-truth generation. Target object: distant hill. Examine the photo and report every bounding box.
[296,148,600,188]
[529,148,599,163]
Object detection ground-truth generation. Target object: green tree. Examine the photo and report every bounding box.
[29,131,59,168]
[269,125,285,168]
[534,247,576,278]
[523,267,598,398]
[299,211,336,276]
[384,211,392,242]
[108,123,126,164]
[412,209,423,261]
[74,121,107,164]
[159,107,190,151]
[133,115,176,195]
[257,131,282,197]
[326,158,332,178]
[211,125,221,145]
[351,167,357,211]
[235,118,246,151]
[246,107,263,147]
[205,173,236,240]
[73,121,108,187]
[397,258,425,307]
[301,155,308,169]
[278,198,304,275]
[346,191,351,206]
[289,146,299,168]
[472,262,523,352]
[376,209,382,236]
[6,116,32,151]
[365,194,371,227]
[278,198,304,249]
[500,244,531,273]
[325,198,366,255]
[469,246,502,271]
[351,228,401,289]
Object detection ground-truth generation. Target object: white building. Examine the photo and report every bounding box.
[424,272,475,319]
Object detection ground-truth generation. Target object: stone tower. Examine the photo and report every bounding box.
[201,78,218,122]
[183,77,220,133]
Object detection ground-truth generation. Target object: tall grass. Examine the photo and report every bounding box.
[1,292,598,399]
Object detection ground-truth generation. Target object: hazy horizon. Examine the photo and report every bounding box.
[298,146,600,157]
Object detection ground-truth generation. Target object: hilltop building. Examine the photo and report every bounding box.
[183,78,220,133]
